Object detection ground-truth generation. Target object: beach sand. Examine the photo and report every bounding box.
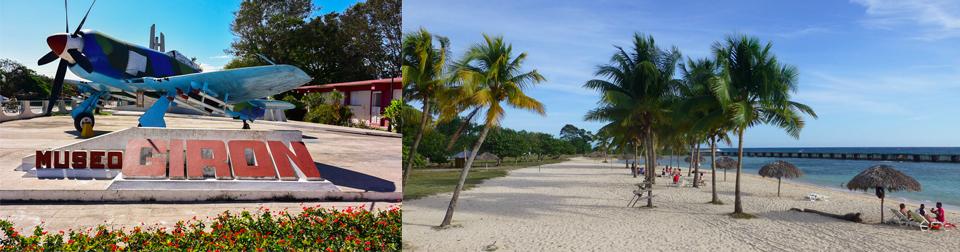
[402,158,960,251]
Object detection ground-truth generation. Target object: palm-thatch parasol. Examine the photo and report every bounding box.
[758,160,803,197]
[715,156,737,181]
[846,164,921,223]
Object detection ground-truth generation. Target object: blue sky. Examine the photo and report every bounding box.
[0,0,359,79]
[403,0,960,148]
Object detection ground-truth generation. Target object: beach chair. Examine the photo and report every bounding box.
[628,189,644,207]
[628,189,656,207]
[908,211,943,231]
[888,208,909,226]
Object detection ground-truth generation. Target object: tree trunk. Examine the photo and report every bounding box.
[777,178,781,197]
[444,107,480,151]
[623,145,629,169]
[710,136,719,203]
[693,142,701,188]
[402,101,431,188]
[688,142,694,177]
[734,128,745,214]
[646,129,657,207]
[633,139,640,178]
[880,196,885,223]
[440,123,492,227]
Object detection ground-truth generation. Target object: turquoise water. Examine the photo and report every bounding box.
[642,147,960,208]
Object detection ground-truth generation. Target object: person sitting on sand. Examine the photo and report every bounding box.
[899,203,910,217]
[918,204,927,216]
[932,202,946,223]
[673,172,680,184]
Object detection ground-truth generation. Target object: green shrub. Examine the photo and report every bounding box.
[305,104,353,126]
[0,205,401,251]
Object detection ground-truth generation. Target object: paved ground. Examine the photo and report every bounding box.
[0,114,401,231]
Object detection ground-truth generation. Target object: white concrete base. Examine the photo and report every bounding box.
[107,179,339,191]
[0,190,400,203]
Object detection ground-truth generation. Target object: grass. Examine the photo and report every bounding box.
[729,212,757,219]
[404,169,508,200]
[405,158,567,200]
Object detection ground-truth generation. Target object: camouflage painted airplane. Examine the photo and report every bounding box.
[38,0,307,131]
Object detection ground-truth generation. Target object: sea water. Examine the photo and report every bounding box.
[646,147,960,208]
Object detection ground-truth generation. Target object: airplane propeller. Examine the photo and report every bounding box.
[38,0,96,115]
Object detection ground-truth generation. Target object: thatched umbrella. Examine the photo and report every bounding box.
[758,160,803,197]
[715,157,737,181]
[846,164,921,223]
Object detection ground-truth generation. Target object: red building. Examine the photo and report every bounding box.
[293,78,401,128]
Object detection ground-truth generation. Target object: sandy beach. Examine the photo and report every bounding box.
[402,158,960,251]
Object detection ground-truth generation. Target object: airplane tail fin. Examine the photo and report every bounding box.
[225,99,294,121]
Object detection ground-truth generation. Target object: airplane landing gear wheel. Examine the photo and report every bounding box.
[73,112,95,132]
[242,120,250,130]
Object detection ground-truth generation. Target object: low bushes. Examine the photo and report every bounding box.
[0,205,401,251]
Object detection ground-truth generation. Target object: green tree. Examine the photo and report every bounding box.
[584,33,681,207]
[677,57,732,202]
[382,99,403,132]
[440,35,546,227]
[559,124,594,154]
[401,28,450,187]
[227,0,399,83]
[711,34,817,215]
[0,59,61,100]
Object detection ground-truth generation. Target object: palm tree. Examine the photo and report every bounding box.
[711,34,817,215]
[439,34,546,227]
[401,28,451,187]
[677,57,730,199]
[585,33,680,207]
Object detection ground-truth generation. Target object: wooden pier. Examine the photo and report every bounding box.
[716,151,960,163]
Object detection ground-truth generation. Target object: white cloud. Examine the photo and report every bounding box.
[209,54,232,59]
[199,63,222,72]
[851,0,960,40]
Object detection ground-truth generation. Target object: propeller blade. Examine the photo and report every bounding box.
[64,0,69,33]
[45,60,69,115]
[38,51,59,66]
[73,0,97,35]
[67,49,93,73]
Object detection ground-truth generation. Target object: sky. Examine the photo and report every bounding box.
[403,0,960,148]
[0,0,360,79]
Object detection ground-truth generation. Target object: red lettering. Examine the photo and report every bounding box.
[168,139,186,180]
[122,139,166,178]
[108,151,123,169]
[89,151,106,169]
[186,140,231,180]
[35,150,52,169]
[71,151,88,169]
[229,140,277,180]
[53,151,69,168]
[268,141,321,181]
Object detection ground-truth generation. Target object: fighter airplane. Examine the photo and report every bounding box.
[38,0,308,131]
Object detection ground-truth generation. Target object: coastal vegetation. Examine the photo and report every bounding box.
[583,33,816,216]
[401,29,580,227]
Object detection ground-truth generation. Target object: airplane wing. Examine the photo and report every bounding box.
[64,79,122,94]
[121,65,312,103]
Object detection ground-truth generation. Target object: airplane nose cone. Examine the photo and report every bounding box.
[46,34,68,55]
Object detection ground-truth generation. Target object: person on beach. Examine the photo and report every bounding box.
[932,202,945,223]
[918,204,927,216]
[672,172,680,184]
[899,203,910,217]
